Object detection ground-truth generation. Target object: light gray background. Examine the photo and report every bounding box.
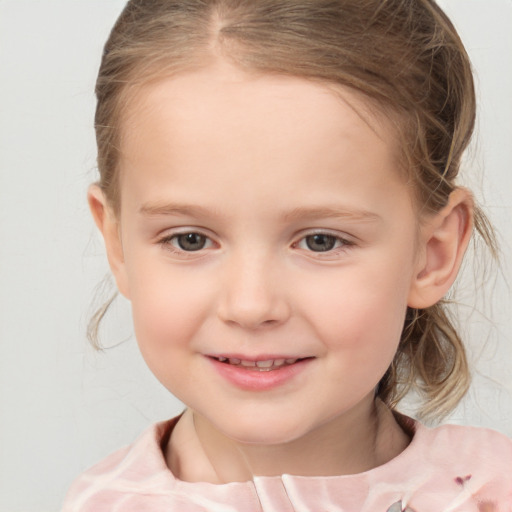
[0,1,511,511]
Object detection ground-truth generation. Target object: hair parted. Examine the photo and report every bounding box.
[91,0,497,420]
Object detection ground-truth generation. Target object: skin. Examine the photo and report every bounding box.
[90,60,473,482]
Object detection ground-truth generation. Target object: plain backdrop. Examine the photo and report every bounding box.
[0,1,511,510]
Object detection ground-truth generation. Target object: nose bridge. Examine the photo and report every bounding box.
[217,245,290,329]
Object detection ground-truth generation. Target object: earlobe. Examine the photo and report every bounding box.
[88,185,130,299]
[408,188,474,309]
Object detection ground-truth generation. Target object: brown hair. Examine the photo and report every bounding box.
[91,0,497,420]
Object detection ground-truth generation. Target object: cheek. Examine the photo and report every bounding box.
[127,275,215,401]
[301,257,412,359]
[315,274,409,398]
[127,263,211,363]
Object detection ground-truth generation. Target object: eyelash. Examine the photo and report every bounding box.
[293,232,353,254]
[158,232,215,255]
[157,230,354,257]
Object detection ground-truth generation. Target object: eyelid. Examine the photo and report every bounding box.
[294,228,355,243]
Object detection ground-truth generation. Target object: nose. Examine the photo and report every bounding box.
[216,251,291,330]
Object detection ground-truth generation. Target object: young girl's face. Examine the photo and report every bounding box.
[101,63,427,445]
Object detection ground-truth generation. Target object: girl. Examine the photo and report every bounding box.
[63,0,512,510]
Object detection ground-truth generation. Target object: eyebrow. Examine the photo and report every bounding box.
[139,202,220,218]
[139,202,381,223]
[281,206,381,223]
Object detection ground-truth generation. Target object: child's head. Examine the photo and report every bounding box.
[89,0,493,426]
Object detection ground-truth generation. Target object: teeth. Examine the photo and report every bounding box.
[256,360,274,368]
[215,356,304,369]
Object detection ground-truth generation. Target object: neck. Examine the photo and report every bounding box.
[166,398,410,484]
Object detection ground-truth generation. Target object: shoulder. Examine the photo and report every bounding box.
[61,419,179,512]
[359,419,512,511]
[410,421,512,476]
[403,422,512,510]
[393,411,512,469]
[417,421,512,462]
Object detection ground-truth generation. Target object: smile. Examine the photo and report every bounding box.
[207,355,314,391]
[210,356,307,372]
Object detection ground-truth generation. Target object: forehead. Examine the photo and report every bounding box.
[122,61,396,150]
[117,63,413,218]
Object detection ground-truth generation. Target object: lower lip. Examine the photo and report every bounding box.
[208,357,312,391]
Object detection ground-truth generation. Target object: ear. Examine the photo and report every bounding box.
[408,188,473,309]
[88,185,130,299]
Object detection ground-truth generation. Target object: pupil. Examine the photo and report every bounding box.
[178,233,206,251]
[306,234,336,252]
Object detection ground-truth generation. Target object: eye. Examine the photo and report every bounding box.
[167,232,212,252]
[303,234,338,252]
[296,233,351,253]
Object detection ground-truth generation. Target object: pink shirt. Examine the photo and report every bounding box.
[62,416,512,511]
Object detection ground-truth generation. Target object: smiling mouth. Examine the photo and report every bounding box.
[209,356,312,371]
